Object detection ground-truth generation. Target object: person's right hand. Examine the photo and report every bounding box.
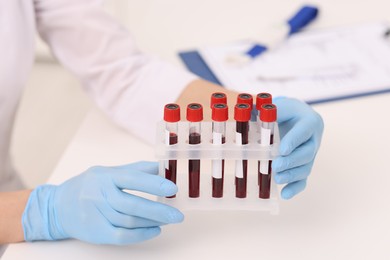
[272,97,324,199]
[22,161,183,245]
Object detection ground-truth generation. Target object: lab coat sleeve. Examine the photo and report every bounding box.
[34,0,197,143]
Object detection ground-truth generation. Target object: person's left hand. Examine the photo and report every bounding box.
[272,97,324,199]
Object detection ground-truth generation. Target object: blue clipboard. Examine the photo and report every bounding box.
[178,50,390,105]
[178,51,222,86]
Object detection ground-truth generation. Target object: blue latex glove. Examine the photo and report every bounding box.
[272,97,324,199]
[22,161,184,245]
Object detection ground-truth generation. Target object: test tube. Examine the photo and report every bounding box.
[237,93,255,121]
[258,104,277,199]
[237,93,253,109]
[211,103,228,198]
[234,103,251,198]
[255,93,272,184]
[163,103,180,198]
[255,93,272,124]
[187,103,203,198]
[210,92,227,108]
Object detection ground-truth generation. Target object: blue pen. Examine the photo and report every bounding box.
[227,5,319,64]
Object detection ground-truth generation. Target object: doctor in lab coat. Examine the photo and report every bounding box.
[0,0,323,253]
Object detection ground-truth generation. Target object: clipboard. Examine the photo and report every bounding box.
[179,22,390,104]
[178,51,222,85]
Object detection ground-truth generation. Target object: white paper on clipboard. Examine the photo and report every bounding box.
[199,22,390,103]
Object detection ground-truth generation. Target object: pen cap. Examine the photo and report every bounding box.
[212,104,228,122]
[237,93,253,110]
[164,103,181,122]
[256,93,272,110]
[234,103,251,122]
[210,92,227,108]
[186,103,203,122]
[288,5,319,34]
[260,104,277,122]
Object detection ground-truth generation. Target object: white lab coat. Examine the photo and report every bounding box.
[0,0,196,193]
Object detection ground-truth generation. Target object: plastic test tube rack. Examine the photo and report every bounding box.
[155,121,280,215]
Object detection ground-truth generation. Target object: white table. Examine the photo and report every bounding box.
[4,0,390,259]
[4,94,390,259]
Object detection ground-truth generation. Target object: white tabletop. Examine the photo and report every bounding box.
[4,0,390,259]
[4,94,390,259]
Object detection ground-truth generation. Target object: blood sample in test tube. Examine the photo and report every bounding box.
[255,93,272,122]
[255,92,272,184]
[186,103,203,198]
[234,103,251,198]
[210,92,227,108]
[258,104,277,199]
[163,103,180,198]
[237,93,254,121]
[211,103,228,198]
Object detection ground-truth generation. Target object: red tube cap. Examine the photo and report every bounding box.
[256,93,272,110]
[260,104,277,122]
[210,92,227,108]
[164,103,180,122]
[186,103,203,122]
[212,103,228,122]
[237,93,253,110]
[234,103,251,122]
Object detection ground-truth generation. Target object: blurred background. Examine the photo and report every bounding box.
[12,0,390,188]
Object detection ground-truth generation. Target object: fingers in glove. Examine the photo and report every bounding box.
[108,191,184,224]
[110,167,178,197]
[99,204,165,229]
[274,161,314,184]
[111,161,159,175]
[281,179,307,200]
[272,139,316,172]
[103,226,162,245]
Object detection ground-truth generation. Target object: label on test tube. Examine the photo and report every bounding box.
[236,132,242,145]
[235,161,244,178]
[212,160,223,179]
[261,128,271,147]
[235,131,244,177]
[213,132,223,145]
[212,132,223,178]
[165,129,170,146]
[260,127,271,174]
[164,129,170,170]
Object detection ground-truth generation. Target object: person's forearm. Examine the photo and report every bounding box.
[176,79,238,120]
[0,190,31,244]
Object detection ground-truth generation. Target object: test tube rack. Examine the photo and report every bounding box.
[155,121,280,214]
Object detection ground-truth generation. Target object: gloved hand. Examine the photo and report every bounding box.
[22,161,183,245]
[272,97,324,199]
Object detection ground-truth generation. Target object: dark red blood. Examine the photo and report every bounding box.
[235,160,248,198]
[259,161,272,199]
[165,133,178,198]
[212,159,225,198]
[236,122,249,144]
[258,134,274,199]
[212,136,225,198]
[189,133,201,198]
[212,178,224,198]
[235,122,249,198]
